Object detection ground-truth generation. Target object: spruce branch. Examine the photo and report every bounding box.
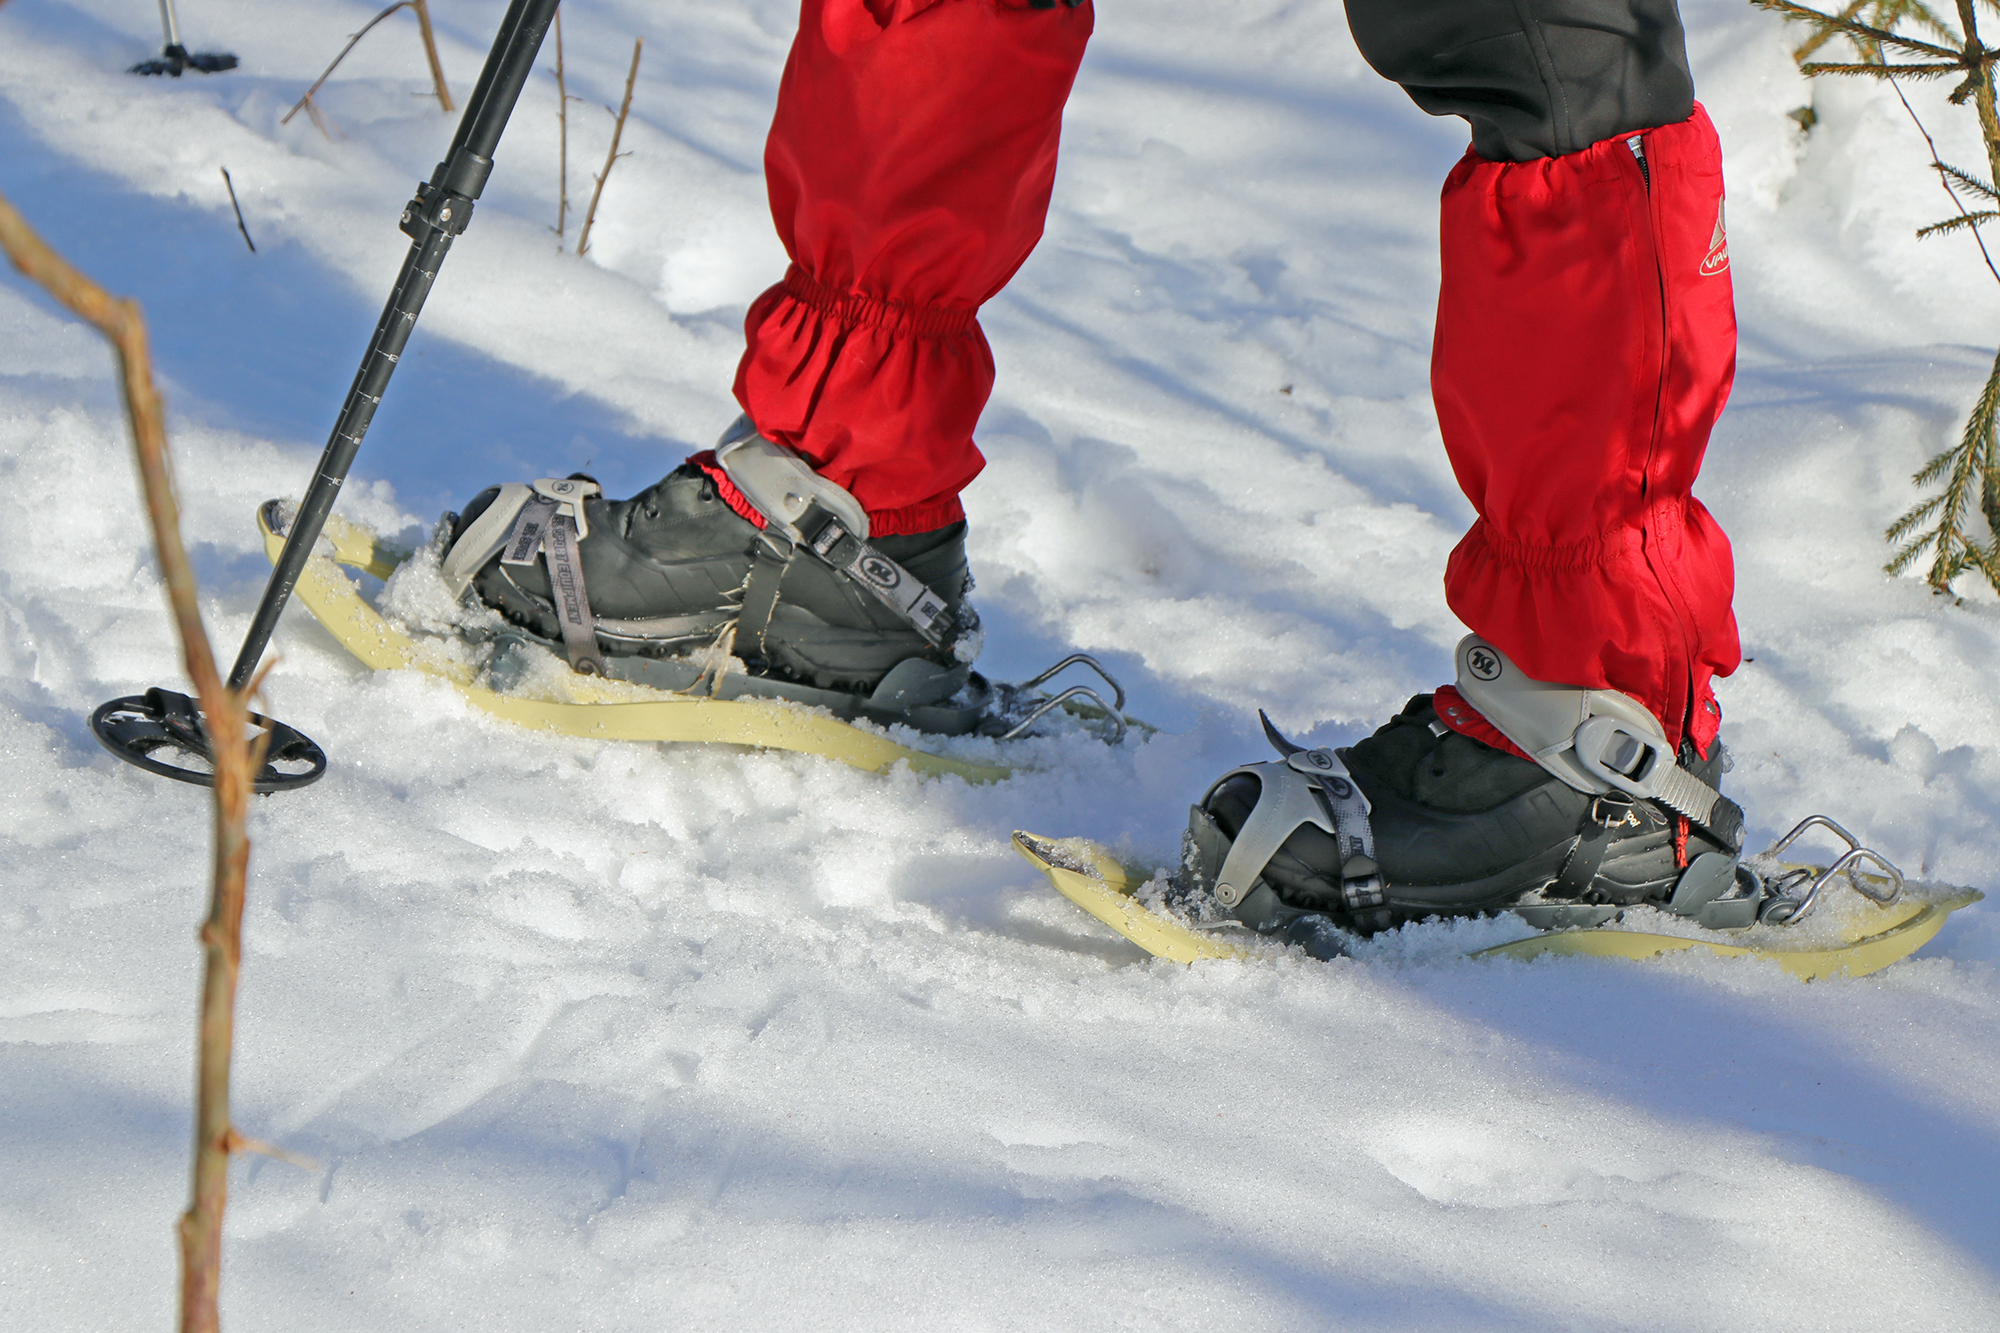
[1886,491,1947,541]
[1792,3,1879,62]
[1794,1,1958,61]
[1890,346,2000,588]
[1756,0,1968,59]
[1799,60,1959,77]
[1938,160,2000,196]
[1890,79,2000,282]
[1916,208,2000,234]
[1963,538,2000,583]
[1768,0,2000,591]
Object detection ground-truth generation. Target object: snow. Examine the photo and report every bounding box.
[3,0,1999,1328]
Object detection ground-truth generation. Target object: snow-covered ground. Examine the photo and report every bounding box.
[4,0,2000,1327]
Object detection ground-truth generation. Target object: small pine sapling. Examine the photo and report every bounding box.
[1756,0,2000,593]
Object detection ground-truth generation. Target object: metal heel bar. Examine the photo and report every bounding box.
[1010,653,1126,715]
[998,685,1126,745]
[1759,815,1905,925]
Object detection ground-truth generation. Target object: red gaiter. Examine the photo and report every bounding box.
[727,0,1093,535]
[1434,104,1741,754]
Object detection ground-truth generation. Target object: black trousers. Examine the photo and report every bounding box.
[1344,0,1695,161]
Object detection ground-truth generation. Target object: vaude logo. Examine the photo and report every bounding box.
[1467,646,1502,681]
[1700,201,1729,276]
[860,556,900,589]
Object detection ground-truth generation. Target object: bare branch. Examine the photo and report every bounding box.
[224,1128,320,1172]
[0,189,263,1333]
[552,9,571,244]
[577,38,642,259]
[283,2,454,133]
[219,168,255,253]
[409,0,454,113]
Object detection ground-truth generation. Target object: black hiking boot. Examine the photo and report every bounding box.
[1183,638,1750,956]
[438,420,976,695]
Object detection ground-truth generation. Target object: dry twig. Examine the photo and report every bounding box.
[577,37,642,258]
[551,10,579,244]
[219,167,255,253]
[0,189,289,1333]
[283,0,454,137]
[409,0,454,113]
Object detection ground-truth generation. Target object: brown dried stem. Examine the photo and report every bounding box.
[0,193,271,1333]
[219,168,256,254]
[577,37,642,258]
[409,0,454,113]
[283,1,453,135]
[552,9,575,243]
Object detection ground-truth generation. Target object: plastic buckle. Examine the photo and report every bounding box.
[531,476,599,540]
[1572,715,1675,800]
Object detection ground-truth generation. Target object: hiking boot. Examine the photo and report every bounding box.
[438,417,976,694]
[1183,637,1748,953]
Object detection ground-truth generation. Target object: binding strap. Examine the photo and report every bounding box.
[713,420,955,647]
[495,478,605,675]
[1203,747,1385,917]
[441,482,532,599]
[796,504,952,647]
[1452,635,1743,851]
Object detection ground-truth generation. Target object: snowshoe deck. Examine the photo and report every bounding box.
[1014,834,1251,963]
[261,504,1041,782]
[1012,831,1983,979]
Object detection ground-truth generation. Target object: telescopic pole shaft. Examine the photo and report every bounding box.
[227,0,563,690]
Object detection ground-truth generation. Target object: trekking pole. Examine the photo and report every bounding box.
[94,0,565,791]
[130,0,239,76]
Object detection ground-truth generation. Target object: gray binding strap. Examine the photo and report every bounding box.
[712,419,954,646]
[1205,748,1383,914]
[441,482,534,598]
[798,505,951,647]
[1452,635,1730,832]
[734,543,791,659]
[500,496,559,566]
[495,477,605,675]
[542,513,604,675]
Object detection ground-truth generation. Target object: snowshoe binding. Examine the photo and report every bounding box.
[429,416,1124,742]
[1179,636,1907,958]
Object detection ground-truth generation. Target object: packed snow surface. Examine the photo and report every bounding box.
[5,1,2000,1328]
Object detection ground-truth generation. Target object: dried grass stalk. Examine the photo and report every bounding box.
[283,0,454,135]
[0,192,272,1333]
[577,37,642,258]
